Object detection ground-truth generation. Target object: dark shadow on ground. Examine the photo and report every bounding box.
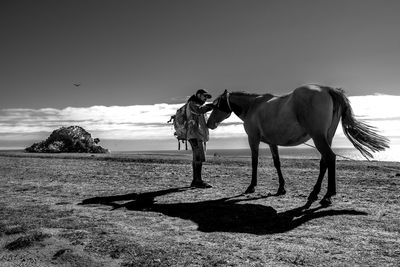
[80,187,368,235]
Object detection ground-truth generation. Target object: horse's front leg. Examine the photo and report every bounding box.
[269,144,286,195]
[245,137,260,194]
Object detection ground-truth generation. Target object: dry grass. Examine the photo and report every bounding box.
[1,151,399,266]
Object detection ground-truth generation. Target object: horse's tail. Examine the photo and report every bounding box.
[328,87,389,159]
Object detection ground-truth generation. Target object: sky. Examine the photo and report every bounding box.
[1,0,400,159]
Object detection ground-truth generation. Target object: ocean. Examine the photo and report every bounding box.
[98,137,399,162]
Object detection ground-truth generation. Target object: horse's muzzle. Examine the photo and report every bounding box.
[206,121,218,130]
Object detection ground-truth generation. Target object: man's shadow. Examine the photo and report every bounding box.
[80,187,367,235]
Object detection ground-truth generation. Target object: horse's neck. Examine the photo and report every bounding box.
[260,94,275,103]
[230,93,260,120]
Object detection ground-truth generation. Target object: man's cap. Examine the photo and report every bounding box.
[196,89,212,99]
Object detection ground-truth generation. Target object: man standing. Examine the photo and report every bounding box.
[186,89,214,188]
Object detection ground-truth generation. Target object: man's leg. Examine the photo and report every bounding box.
[189,139,211,188]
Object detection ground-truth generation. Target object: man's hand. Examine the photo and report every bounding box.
[204,103,216,111]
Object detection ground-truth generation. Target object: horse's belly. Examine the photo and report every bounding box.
[260,124,310,146]
[280,133,310,146]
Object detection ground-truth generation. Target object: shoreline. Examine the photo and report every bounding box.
[1,149,399,164]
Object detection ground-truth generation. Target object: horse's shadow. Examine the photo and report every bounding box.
[80,187,367,235]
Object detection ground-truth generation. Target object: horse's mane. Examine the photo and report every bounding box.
[231,91,263,97]
[231,91,275,100]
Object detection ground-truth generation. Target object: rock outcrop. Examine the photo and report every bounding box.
[25,126,109,153]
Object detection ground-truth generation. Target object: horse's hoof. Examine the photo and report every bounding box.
[245,187,255,194]
[307,193,318,203]
[191,181,212,189]
[276,188,286,196]
[320,198,332,207]
[303,200,313,210]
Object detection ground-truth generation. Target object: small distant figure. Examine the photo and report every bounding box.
[73,83,81,87]
[186,89,214,188]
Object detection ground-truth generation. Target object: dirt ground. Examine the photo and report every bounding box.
[1,151,399,266]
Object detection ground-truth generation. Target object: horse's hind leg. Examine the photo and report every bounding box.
[307,158,327,203]
[269,144,286,195]
[311,135,336,206]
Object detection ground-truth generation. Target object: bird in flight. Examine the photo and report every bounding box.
[73,83,81,87]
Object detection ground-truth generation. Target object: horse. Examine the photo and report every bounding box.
[206,84,389,207]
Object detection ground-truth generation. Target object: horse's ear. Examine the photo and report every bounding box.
[223,89,228,94]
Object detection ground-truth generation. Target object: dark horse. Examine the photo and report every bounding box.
[207,84,389,206]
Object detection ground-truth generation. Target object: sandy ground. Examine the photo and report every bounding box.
[1,151,399,266]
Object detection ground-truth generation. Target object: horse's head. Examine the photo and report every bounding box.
[206,90,232,130]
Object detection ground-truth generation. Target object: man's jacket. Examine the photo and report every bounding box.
[186,95,212,142]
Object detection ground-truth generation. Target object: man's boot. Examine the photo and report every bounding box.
[190,162,212,188]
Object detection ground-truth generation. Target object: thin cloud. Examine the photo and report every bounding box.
[0,103,182,139]
[0,95,398,143]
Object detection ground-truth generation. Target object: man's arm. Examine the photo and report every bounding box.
[197,103,214,114]
[186,101,213,126]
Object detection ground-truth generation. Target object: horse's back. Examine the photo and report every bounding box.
[256,84,332,120]
[291,84,331,101]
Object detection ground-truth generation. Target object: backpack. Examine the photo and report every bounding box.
[168,104,189,150]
